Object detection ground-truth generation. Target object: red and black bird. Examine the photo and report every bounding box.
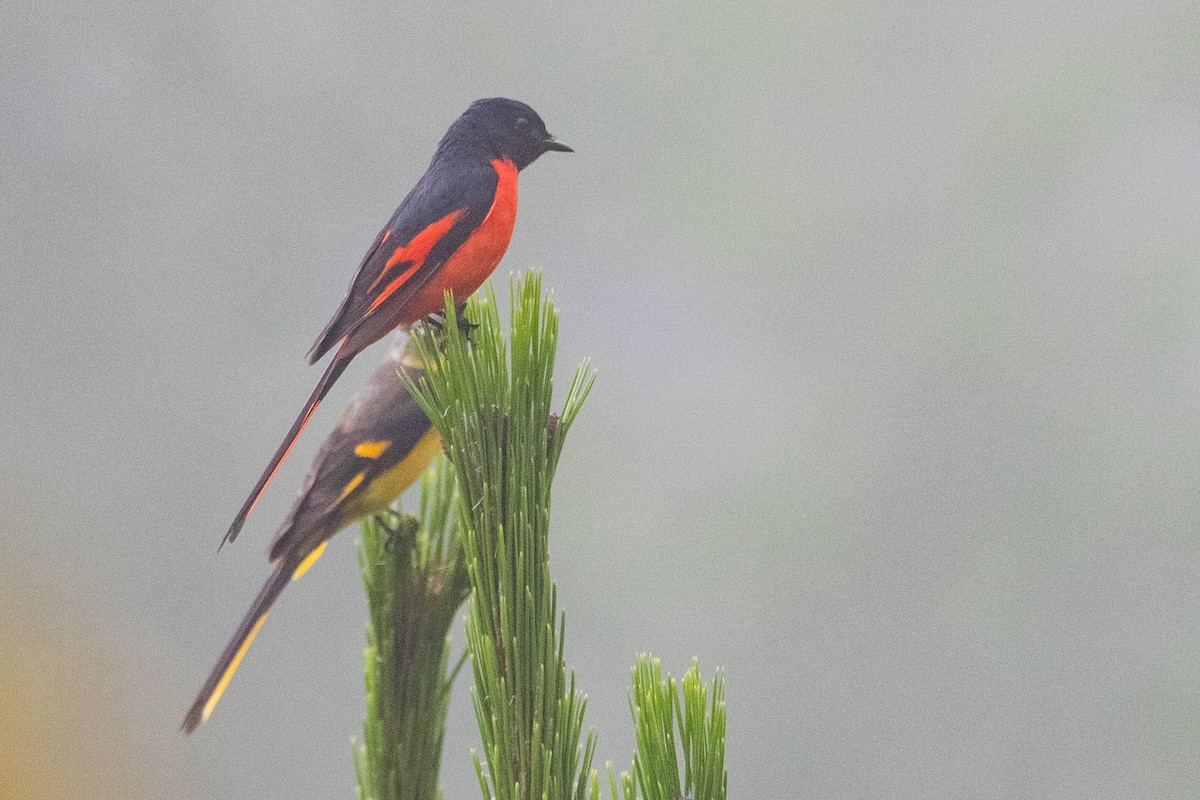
[222,98,570,548]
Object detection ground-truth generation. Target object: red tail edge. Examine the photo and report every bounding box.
[220,354,352,550]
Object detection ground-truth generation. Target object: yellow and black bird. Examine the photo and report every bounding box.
[182,334,441,733]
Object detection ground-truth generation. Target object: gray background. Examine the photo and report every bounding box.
[3,2,1200,798]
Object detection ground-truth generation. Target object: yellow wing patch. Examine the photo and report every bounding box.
[354,440,392,459]
[337,471,366,502]
[291,540,328,581]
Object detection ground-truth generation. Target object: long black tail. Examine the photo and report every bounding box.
[181,554,299,734]
[221,353,352,549]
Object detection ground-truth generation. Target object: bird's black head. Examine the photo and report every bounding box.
[451,98,572,170]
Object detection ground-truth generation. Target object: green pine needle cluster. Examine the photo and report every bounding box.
[354,457,471,800]
[405,274,597,800]
[353,274,729,800]
[611,657,727,800]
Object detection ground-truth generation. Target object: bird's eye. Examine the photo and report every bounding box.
[515,117,529,128]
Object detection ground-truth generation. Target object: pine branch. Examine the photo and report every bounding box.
[621,656,727,800]
[405,273,597,800]
[356,273,731,800]
[354,457,471,800]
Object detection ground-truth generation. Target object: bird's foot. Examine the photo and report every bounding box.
[376,510,416,554]
[421,305,479,342]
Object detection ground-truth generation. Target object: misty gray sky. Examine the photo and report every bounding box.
[3,2,1200,798]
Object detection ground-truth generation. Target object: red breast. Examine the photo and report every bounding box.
[404,158,519,323]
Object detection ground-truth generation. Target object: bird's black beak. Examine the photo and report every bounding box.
[543,135,573,153]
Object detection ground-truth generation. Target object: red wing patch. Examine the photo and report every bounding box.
[366,209,465,311]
